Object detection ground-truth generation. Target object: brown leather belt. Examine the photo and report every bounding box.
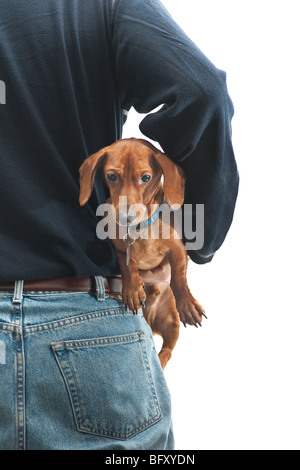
[0,275,123,296]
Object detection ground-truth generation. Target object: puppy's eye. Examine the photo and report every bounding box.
[107,174,117,182]
[140,175,152,184]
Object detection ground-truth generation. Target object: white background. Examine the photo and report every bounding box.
[122,0,300,450]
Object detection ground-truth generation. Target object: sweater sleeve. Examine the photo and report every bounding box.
[111,0,239,263]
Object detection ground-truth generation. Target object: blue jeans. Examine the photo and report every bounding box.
[0,277,174,450]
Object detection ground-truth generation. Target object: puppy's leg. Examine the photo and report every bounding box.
[156,290,180,370]
[115,250,146,313]
[168,242,206,327]
[144,284,180,370]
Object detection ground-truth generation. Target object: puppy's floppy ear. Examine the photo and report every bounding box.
[79,148,107,206]
[152,150,186,207]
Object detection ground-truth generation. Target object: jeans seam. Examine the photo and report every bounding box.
[23,308,132,336]
[13,300,26,450]
[0,308,141,335]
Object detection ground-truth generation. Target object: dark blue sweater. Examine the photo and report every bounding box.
[0,0,239,282]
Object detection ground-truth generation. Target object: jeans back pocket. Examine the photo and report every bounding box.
[51,331,162,440]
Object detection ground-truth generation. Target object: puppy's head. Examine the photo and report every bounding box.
[79,138,186,224]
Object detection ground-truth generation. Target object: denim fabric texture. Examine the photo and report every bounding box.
[0,278,174,450]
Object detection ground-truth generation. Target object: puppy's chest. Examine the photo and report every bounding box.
[130,239,169,269]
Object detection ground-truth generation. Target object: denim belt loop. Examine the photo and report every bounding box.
[13,280,24,304]
[95,276,105,301]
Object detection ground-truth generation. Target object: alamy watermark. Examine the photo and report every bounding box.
[0,80,6,104]
[96,197,204,251]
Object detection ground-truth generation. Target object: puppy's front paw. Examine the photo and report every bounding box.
[122,279,146,314]
[176,294,206,327]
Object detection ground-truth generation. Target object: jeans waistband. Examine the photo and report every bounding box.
[0,276,123,303]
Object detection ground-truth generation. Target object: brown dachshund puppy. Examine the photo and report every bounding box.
[79,138,206,369]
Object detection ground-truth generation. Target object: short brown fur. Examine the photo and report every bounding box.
[79,138,205,369]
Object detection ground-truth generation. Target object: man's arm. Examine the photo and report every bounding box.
[111,0,239,263]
